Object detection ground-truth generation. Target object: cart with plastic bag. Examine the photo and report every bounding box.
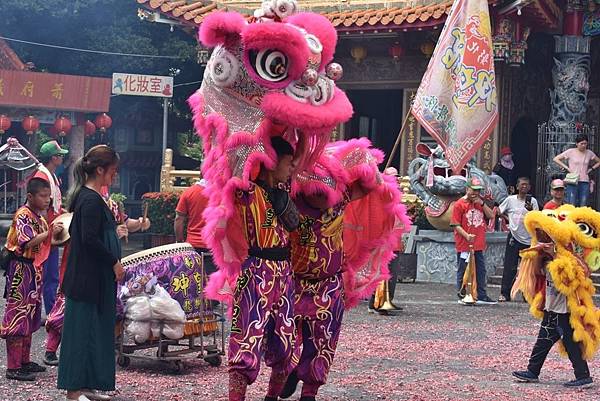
[115,243,224,372]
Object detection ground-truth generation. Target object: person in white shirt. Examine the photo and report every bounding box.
[498,177,539,302]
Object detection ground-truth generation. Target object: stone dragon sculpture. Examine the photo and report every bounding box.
[407,143,508,231]
[549,55,590,127]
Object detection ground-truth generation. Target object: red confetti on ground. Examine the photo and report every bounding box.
[1,283,598,400]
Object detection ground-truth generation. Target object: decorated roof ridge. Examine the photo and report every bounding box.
[0,38,26,71]
[494,0,561,30]
[136,0,456,29]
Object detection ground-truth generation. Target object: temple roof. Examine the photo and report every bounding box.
[137,0,563,32]
[0,38,25,71]
[136,0,457,31]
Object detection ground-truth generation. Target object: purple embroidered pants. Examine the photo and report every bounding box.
[228,257,296,401]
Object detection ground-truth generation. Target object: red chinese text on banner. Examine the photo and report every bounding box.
[411,0,498,174]
[0,70,111,112]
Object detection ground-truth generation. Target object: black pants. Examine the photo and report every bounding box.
[527,311,590,379]
[500,233,529,299]
[369,255,400,308]
[194,248,217,276]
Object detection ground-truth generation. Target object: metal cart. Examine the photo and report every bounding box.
[115,251,225,372]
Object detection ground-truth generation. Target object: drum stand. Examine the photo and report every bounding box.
[115,251,226,373]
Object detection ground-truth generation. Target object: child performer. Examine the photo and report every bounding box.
[512,242,593,388]
[1,177,62,381]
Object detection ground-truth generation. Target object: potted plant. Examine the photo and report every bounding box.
[141,192,180,247]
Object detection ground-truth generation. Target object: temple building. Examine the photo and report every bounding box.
[0,38,112,215]
[136,0,600,203]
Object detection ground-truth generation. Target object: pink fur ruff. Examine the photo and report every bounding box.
[261,88,353,131]
[291,144,351,208]
[284,12,338,71]
[198,12,246,48]
[242,21,311,87]
[339,142,412,308]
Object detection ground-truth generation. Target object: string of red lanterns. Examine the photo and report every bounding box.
[388,42,405,61]
[94,113,112,132]
[84,120,97,137]
[0,113,110,137]
[22,115,40,136]
[54,116,72,137]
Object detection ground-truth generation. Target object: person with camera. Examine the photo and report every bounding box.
[498,177,539,302]
[452,178,497,305]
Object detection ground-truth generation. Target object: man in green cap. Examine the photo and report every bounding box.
[33,140,68,315]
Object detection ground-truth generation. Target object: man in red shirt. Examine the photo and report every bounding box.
[451,177,496,304]
[543,179,565,210]
[33,140,68,314]
[174,179,215,276]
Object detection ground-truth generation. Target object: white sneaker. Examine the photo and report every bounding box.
[82,390,111,401]
[66,395,91,401]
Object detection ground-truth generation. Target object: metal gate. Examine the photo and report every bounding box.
[536,122,598,208]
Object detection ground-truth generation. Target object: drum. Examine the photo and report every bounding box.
[121,243,212,321]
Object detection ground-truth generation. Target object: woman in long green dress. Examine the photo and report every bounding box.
[58,145,124,401]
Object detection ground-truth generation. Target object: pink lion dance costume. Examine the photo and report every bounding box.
[188,1,409,400]
[278,139,410,400]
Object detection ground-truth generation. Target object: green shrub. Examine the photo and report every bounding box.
[141,192,179,235]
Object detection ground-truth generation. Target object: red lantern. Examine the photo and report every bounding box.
[84,120,96,137]
[389,42,404,61]
[22,115,40,135]
[0,114,11,134]
[54,116,72,137]
[94,113,112,132]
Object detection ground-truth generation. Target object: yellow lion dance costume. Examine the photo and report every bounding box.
[512,205,600,360]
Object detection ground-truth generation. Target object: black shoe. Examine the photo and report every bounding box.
[5,368,36,381]
[512,370,539,383]
[476,296,498,305]
[280,370,299,399]
[564,377,593,388]
[43,351,59,366]
[22,362,47,373]
[457,290,465,300]
[299,397,316,401]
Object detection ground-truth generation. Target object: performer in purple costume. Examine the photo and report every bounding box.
[228,137,300,401]
[1,178,62,381]
[284,190,351,400]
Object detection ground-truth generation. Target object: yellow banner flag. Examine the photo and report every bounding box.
[411,0,498,173]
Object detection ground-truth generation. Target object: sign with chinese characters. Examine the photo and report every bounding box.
[480,134,493,173]
[411,0,498,173]
[0,69,111,112]
[112,73,173,98]
[401,89,419,175]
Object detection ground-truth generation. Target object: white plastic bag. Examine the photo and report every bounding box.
[125,296,152,321]
[150,321,184,340]
[149,285,186,322]
[125,320,152,344]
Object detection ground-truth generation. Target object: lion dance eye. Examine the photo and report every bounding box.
[577,222,596,237]
[249,49,289,82]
